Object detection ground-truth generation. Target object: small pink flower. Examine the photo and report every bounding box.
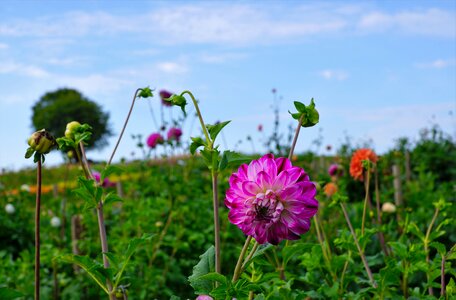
[167,127,183,142]
[328,164,343,177]
[92,171,115,188]
[159,89,173,107]
[225,154,318,245]
[147,133,164,148]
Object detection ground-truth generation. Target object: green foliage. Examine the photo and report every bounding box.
[31,88,111,150]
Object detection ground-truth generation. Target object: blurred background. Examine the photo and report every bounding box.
[0,0,455,170]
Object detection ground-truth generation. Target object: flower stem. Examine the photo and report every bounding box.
[212,171,221,274]
[241,241,259,271]
[232,236,252,282]
[361,166,371,236]
[313,215,336,281]
[374,169,389,256]
[424,206,440,296]
[288,114,304,161]
[181,90,211,145]
[441,255,446,297]
[340,203,377,288]
[35,159,42,300]
[107,88,142,166]
[78,143,114,299]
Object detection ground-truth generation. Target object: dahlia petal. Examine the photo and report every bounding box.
[276,157,292,172]
[279,184,303,201]
[242,181,260,196]
[286,167,304,185]
[261,156,277,178]
[272,171,288,190]
[256,171,272,189]
[247,160,263,181]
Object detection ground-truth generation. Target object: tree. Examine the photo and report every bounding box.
[31,88,111,150]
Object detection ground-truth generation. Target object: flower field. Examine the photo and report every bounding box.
[0,91,455,300]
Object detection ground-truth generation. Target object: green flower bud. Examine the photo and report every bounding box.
[27,129,56,155]
[65,121,81,139]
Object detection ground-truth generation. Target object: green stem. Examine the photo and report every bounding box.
[314,215,336,281]
[424,207,440,296]
[340,250,351,294]
[212,171,221,274]
[35,159,42,300]
[288,114,304,161]
[241,241,259,271]
[232,236,252,282]
[361,166,371,236]
[107,88,142,166]
[374,168,389,256]
[340,203,377,288]
[181,90,211,145]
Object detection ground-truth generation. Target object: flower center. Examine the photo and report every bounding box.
[252,190,284,223]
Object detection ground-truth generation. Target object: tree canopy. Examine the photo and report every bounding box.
[31,88,111,150]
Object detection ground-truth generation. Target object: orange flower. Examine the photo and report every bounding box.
[323,182,338,197]
[349,148,378,181]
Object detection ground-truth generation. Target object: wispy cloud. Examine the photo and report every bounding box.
[156,61,188,74]
[414,59,456,69]
[0,61,49,78]
[0,43,8,49]
[358,8,455,37]
[199,52,248,64]
[318,69,349,81]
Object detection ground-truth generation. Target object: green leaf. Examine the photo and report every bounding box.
[206,121,231,142]
[56,254,111,294]
[24,147,35,159]
[430,242,446,256]
[189,246,215,294]
[103,192,123,206]
[101,165,123,182]
[0,287,24,299]
[446,244,456,260]
[283,243,314,266]
[294,101,306,113]
[167,94,187,116]
[219,151,251,170]
[389,242,408,259]
[288,111,301,120]
[197,272,227,285]
[190,137,205,155]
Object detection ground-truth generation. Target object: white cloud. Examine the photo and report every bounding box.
[358,8,455,37]
[415,59,456,69]
[0,43,8,49]
[199,52,248,64]
[318,69,349,81]
[0,61,49,78]
[156,61,188,74]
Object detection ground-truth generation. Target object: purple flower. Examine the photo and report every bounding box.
[225,154,318,245]
[147,133,164,148]
[167,127,183,142]
[159,89,173,107]
[328,164,341,177]
[92,171,115,188]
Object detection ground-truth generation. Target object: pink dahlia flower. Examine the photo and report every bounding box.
[147,132,164,148]
[167,127,183,142]
[225,154,318,245]
[328,163,343,177]
[159,89,173,107]
[92,171,116,188]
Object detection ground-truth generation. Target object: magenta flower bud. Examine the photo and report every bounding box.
[257,124,263,132]
[146,133,164,148]
[167,127,183,142]
[328,164,343,177]
[92,171,115,188]
[159,89,173,107]
[225,154,318,245]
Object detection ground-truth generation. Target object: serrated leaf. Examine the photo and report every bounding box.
[103,252,121,268]
[101,165,123,182]
[56,254,111,294]
[197,272,227,285]
[189,246,215,294]
[430,242,446,256]
[103,192,123,206]
[283,243,314,266]
[294,101,306,113]
[389,242,408,259]
[0,287,24,299]
[206,121,230,142]
[219,151,251,170]
[446,244,456,260]
[190,137,205,155]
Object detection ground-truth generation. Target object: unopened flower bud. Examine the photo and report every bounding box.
[382,202,396,213]
[65,121,81,139]
[28,129,56,154]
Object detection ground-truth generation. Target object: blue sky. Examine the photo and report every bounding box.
[0,0,455,170]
